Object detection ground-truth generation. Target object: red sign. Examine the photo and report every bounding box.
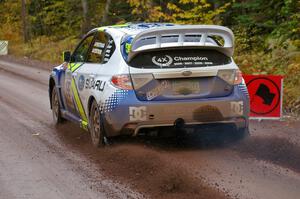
[243,75,283,119]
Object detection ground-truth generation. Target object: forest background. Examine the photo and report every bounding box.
[0,0,299,113]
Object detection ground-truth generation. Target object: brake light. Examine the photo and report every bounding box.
[217,69,243,85]
[111,74,133,90]
[234,69,243,85]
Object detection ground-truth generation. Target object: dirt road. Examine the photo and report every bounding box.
[1,57,300,199]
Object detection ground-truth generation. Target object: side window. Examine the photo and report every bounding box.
[72,34,94,62]
[87,32,107,63]
[87,32,116,64]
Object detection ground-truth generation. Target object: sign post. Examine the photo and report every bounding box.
[0,41,8,55]
[243,75,284,120]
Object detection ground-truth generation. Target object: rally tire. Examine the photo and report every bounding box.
[89,100,105,148]
[51,87,63,125]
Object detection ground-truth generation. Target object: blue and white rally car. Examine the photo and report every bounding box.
[49,23,249,147]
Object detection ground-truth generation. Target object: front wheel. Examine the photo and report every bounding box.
[89,100,105,147]
[51,87,63,125]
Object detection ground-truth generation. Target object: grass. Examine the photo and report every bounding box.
[7,35,79,64]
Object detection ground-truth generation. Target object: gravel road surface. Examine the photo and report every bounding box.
[0,57,300,199]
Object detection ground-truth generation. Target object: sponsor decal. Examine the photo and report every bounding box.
[64,79,76,113]
[230,101,244,115]
[108,39,114,45]
[85,78,106,92]
[94,42,105,48]
[107,44,113,49]
[78,75,85,91]
[173,56,208,62]
[152,55,173,67]
[146,80,169,100]
[92,48,102,55]
[151,55,211,67]
[65,80,72,104]
[129,106,147,121]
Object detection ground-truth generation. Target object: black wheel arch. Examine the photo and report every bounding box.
[87,95,97,117]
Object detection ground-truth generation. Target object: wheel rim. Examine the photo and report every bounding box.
[91,105,101,143]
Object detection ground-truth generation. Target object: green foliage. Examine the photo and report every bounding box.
[0,0,21,41]
[128,0,231,24]
[109,1,133,24]
[228,0,300,40]
[28,0,106,38]
[235,39,300,113]
[28,0,82,38]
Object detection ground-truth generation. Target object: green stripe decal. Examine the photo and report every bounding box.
[71,78,88,124]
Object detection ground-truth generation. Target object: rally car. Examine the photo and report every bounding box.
[49,23,249,147]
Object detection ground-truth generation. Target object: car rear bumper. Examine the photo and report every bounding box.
[102,85,249,136]
[130,117,246,136]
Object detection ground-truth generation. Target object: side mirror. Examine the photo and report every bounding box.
[63,51,71,62]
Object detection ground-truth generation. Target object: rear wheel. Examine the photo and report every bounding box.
[51,87,63,125]
[89,100,105,147]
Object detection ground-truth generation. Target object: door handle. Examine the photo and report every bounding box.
[89,74,95,78]
[72,72,78,77]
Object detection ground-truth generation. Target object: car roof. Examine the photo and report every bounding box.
[92,23,178,36]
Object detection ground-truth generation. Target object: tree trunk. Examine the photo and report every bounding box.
[81,0,90,35]
[101,0,111,25]
[21,0,29,43]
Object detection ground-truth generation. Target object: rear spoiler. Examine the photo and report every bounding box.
[128,25,234,61]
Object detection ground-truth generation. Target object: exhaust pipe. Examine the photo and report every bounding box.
[174,118,185,129]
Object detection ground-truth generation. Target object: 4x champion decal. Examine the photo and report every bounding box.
[152,55,173,67]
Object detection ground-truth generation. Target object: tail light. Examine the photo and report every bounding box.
[218,69,243,85]
[111,74,133,90]
[233,69,243,85]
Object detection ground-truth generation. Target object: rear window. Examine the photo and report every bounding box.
[128,49,231,69]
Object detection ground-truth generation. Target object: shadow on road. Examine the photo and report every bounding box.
[54,122,244,152]
[111,124,244,151]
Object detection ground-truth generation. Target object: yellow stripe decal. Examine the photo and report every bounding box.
[125,43,132,54]
[71,78,88,123]
[81,120,89,131]
[98,23,129,31]
[68,63,83,72]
